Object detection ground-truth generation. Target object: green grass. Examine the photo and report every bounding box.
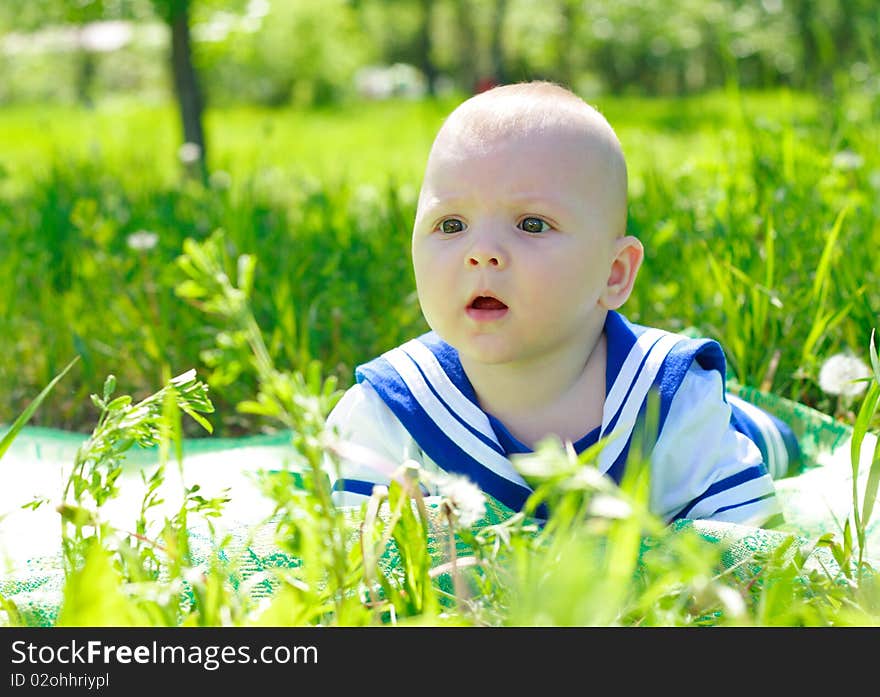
[0,95,458,190]
[1,86,878,435]
[4,241,880,628]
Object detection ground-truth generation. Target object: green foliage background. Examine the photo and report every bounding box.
[1,0,878,105]
[2,85,877,435]
[1,0,880,629]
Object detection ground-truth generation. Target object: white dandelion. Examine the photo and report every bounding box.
[434,472,486,529]
[832,150,864,171]
[818,353,871,397]
[178,142,202,165]
[126,229,158,252]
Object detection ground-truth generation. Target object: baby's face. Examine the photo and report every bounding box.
[412,120,627,368]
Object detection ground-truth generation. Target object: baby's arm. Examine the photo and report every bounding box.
[322,381,432,506]
[649,364,782,527]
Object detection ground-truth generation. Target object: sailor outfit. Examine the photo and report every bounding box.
[324,311,797,527]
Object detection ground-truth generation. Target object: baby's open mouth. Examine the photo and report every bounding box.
[466,295,509,322]
[470,296,508,310]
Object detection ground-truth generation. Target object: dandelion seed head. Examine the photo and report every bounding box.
[126,229,158,251]
[178,142,202,165]
[832,149,863,171]
[435,473,485,528]
[818,353,870,397]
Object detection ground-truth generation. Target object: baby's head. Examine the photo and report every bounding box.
[412,81,643,368]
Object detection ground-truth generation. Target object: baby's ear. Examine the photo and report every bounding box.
[599,236,644,310]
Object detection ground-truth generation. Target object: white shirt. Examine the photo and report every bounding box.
[323,360,781,526]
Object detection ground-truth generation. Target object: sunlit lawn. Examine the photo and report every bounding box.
[0,87,829,188]
[0,86,877,434]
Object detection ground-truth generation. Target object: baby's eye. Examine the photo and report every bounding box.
[438,218,465,234]
[518,216,551,234]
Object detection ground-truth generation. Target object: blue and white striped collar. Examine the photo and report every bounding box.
[354,311,718,511]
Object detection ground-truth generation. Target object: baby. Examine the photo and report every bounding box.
[325,81,795,527]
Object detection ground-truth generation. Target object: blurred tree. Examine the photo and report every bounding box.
[415,0,438,95]
[451,0,478,92]
[556,0,580,90]
[355,0,437,96]
[790,0,879,94]
[1,0,877,105]
[0,0,133,107]
[67,1,106,107]
[0,0,214,174]
[150,0,207,180]
[196,0,374,106]
[488,0,508,84]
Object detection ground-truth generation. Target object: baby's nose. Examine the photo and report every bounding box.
[465,230,507,268]
[467,252,501,267]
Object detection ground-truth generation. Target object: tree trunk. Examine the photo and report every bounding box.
[169,0,207,180]
[489,0,509,85]
[416,0,437,96]
[75,47,96,108]
[452,0,478,93]
[793,0,820,89]
[557,0,577,90]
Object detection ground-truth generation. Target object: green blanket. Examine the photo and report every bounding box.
[1,384,877,626]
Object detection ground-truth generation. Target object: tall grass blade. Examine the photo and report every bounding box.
[851,381,880,556]
[870,329,879,385]
[0,356,79,462]
[809,205,849,306]
[800,301,855,369]
[859,436,880,544]
[859,332,880,538]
